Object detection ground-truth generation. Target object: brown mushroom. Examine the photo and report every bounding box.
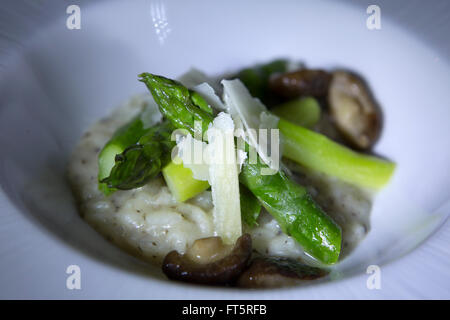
[162,234,252,285]
[328,71,381,150]
[236,257,328,288]
[268,69,332,98]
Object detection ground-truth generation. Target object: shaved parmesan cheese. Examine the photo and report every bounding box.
[193,82,226,111]
[207,112,242,244]
[177,68,222,93]
[177,68,211,89]
[221,79,280,173]
[222,79,266,138]
[176,134,210,181]
[175,130,247,182]
[236,148,248,172]
[260,111,279,130]
[258,111,280,175]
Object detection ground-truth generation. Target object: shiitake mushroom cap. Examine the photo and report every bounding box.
[162,234,252,286]
[327,71,382,150]
[269,69,332,98]
[237,257,328,288]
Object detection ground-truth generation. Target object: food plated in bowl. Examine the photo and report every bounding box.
[68,60,395,288]
[1,0,449,298]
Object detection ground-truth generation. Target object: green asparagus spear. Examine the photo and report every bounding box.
[101,120,175,190]
[237,59,289,103]
[278,118,395,189]
[239,158,341,264]
[240,184,262,227]
[139,73,214,138]
[272,97,321,128]
[98,113,154,195]
[139,73,342,264]
[162,160,210,202]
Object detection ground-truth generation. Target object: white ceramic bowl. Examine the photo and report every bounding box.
[0,0,449,299]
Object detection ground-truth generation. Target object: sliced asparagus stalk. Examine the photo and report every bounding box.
[239,184,262,227]
[100,120,175,190]
[237,59,289,103]
[272,97,321,128]
[278,118,395,189]
[239,158,342,264]
[162,161,210,202]
[98,114,153,194]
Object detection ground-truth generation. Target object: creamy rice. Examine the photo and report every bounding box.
[67,93,372,266]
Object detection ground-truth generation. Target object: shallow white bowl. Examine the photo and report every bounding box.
[0,0,449,299]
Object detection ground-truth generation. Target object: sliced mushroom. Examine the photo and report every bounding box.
[236,257,328,288]
[268,69,332,98]
[162,234,252,285]
[328,71,381,150]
